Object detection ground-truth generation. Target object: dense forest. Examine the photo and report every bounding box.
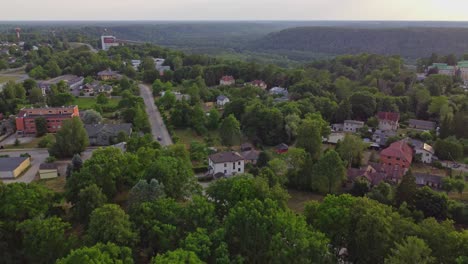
[249,27,468,60]
[6,23,468,63]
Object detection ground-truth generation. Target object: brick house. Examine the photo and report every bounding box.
[16,106,80,135]
[380,140,413,169]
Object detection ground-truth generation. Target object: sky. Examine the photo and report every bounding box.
[2,0,468,21]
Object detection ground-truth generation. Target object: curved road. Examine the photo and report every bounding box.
[139,83,173,146]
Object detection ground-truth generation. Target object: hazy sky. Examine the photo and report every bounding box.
[3,0,468,21]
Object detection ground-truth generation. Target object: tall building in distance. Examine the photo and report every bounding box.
[16,106,80,135]
[101,35,119,51]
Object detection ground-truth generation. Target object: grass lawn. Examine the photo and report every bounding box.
[411,163,448,177]
[287,189,325,213]
[36,176,66,193]
[5,136,45,149]
[75,97,120,110]
[173,128,221,147]
[0,76,18,83]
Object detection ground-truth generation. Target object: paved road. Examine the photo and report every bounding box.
[0,148,95,184]
[139,83,173,146]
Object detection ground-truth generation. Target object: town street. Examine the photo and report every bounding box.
[139,83,173,146]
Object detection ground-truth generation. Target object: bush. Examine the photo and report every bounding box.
[37,134,55,148]
[20,153,31,158]
[45,156,57,163]
[14,139,20,146]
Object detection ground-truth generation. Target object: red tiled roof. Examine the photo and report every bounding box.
[251,80,266,85]
[377,112,400,122]
[381,140,413,163]
[221,75,234,82]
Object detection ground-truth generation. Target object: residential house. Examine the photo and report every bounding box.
[240,143,259,164]
[38,74,84,95]
[347,162,407,186]
[377,112,400,131]
[414,173,443,189]
[275,143,289,154]
[410,139,436,164]
[131,60,141,70]
[96,84,113,95]
[240,142,254,152]
[216,95,230,106]
[269,86,288,96]
[323,132,346,145]
[457,61,468,81]
[343,120,365,133]
[97,69,119,80]
[39,163,58,179]
[208,151,245,177]
[84,123,133,146]
[219,76,235,86]
[331,123,344,132]
[247,80,267,90]
[0,157,30,179]
[16,106,80,135]
[372,129,397,146]
[408,119,436,131]
[429,63,456,76]
[153,58,171,75]
[380,140,413,169]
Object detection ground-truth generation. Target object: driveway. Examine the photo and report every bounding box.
[139,83,173,146]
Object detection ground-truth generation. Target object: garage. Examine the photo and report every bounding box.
[0,157,30,179]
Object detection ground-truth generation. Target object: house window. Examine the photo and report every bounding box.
[238,162,240,165]
[224,170,227,174]
[387,156,392,159]
[396,158,400,161]
[388,163,392,166]
[238,168,241,172]
[224,163,227,167]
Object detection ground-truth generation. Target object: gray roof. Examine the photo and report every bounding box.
[414,173,443,185]
[241,150,260,161]
[84,123,132,138]
[209,151,244,163]
[39,163,58,170]
[0,157,28,171]
[408,119,436,130]
[217,95,228,101]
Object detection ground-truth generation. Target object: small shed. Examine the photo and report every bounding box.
[275,143,289,154]
[39,163,59,179]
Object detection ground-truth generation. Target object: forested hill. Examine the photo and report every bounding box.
[248,27,468,59]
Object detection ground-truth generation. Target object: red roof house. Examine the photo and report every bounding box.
[248,80,267,90]
[220,75,235,86]
[377,112,400,131]
[380,140,413,170]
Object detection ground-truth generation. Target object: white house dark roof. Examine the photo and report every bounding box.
[0,157,28,171]
[209,151,244,163]
[217,95,228,101]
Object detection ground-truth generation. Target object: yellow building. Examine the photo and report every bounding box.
[0,157,30,179]
[39,163,59,179]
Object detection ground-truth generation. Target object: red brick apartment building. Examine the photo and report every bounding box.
[16,106,79,135]
[380,140,413,169]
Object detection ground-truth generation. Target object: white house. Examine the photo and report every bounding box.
[269,87,288,96]
[343,120,365,133]
[216,95,230,106]
[377,112,400,131]
[208,151,245,177]
[220,76,235,86]
[131,60,141,70]
[411,140,436,164]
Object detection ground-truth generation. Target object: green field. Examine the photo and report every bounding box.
[173,128,221,147]
[75,97,120,110]
[0,76,18,83]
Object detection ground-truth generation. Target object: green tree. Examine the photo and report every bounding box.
[190,141,208,162]
[350,91,377,119]
[311,150,346,194]
[56,242,134,264]
[49,117,89,158]
[144,155,196,199]
[82,109,102,124]
[385,236,434,264]
[434,138,463,160]
[296,119,322,159]
[395,171,417,206]
[34,117,48,137]
[127,179,165,209]
[336,134,368,167]
[87,204,137,247]
[18,216,75,264]
[206,109,221,130]
[219,114,241,147]
[181,228,212,261]
[152,249,203,264]
[225,199,330,263]
[28,87,44,104]
[96,93,109,105]
[73,184,107,225]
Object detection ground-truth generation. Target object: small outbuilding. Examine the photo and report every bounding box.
[39,163,59,179]
[0,157,30,179]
